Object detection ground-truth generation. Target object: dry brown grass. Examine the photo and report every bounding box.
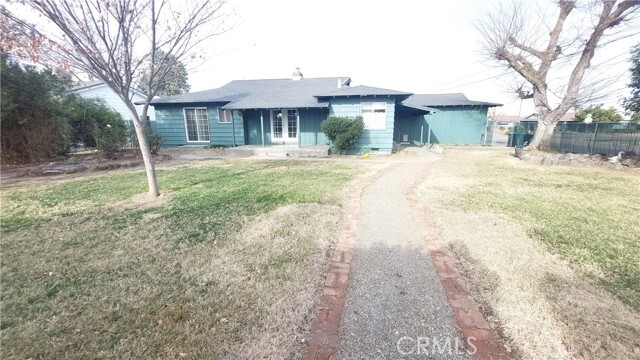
[181,203,340,359]
[419,147,640,359]
[1,160,364,359]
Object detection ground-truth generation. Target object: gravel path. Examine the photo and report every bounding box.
[334,153,470,359]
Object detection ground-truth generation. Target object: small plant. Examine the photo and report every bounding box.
[145,127,163,155]
[320,116,365,154]
[94,118,127,158]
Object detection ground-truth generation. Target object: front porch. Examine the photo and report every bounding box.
[224,144,330,158]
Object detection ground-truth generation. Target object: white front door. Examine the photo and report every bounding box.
[271,109,298,142]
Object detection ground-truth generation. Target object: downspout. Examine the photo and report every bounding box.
[231,110,237,147]
[420,114,424,146]
[260,110,265,148]
[426,113,432,149]
[483,110,489,146]
[297,109,301,148]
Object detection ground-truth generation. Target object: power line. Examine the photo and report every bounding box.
[433,71,511,92]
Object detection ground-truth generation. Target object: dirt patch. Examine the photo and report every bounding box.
[104,190,173,211]
[0,148,231,185]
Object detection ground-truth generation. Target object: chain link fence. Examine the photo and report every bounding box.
[508,121,639,156]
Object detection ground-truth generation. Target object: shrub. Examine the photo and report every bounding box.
[94,116,127,158]
[320,116,365,153]
[62,95,127,157]
[145,127,163,155]
[0,55,128,163]
[0,55,72,163]
[129,126,163,155]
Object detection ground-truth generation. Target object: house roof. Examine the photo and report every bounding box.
[403,93,502,107]
[70,80,148,99]
[151,77,352,109]
[70,80,108,92]
[398,103,440,114]
[315,85,412,98]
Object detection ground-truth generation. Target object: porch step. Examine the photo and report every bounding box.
[224,145,330,158]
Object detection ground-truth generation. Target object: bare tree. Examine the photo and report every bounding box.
[3,0,228,196]
[476,0,640,149]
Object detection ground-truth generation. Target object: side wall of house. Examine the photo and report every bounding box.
[74,85,156,122]
[329,97,396,154]
[426,106,489,145]
[153,103,245,147]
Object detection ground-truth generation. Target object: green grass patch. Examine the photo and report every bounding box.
[447,152,640,310]
[0,160,362,358]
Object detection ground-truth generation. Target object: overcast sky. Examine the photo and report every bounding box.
[189,0,639,116]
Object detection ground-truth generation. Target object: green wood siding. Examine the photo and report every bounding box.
[329,97,396,154]
[243,109,271,145]
[394,107,425,145]
[153,103,245,146]
[426,106,489,145]
[299,108,329,146]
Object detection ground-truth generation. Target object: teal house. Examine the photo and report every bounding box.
[150,71,501,154]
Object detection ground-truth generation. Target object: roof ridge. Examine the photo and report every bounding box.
[229,76,351,82]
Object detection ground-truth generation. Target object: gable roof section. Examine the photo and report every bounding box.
[151,77,351,109]
[70,80,105,92]
[315,85,412,98]
[70,80,148,99]
[403,93,502,107]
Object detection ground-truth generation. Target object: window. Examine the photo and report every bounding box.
[361,102,387,130]
[184,108,210,142]
[218,108,232,123]
[287,109,298,138]
[272,110,283,139]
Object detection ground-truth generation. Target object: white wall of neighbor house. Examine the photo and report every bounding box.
[73,85,156,122]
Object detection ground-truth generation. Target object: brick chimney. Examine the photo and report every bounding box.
[292,67,303,80]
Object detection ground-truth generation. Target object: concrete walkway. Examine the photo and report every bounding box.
[333,153,470,359]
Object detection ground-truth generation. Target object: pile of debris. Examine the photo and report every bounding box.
[2,152,173,180]
[517,150,639,169]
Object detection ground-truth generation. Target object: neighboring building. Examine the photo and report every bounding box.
[149,72,501,154]
[523,112,576,122]
[70,81,156,123]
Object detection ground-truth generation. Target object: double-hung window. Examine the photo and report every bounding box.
[184,108,210,142]
[361,102,387,130]
[218,108,232,123]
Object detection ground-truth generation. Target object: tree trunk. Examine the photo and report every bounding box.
[529,119,556,150]
[131,118,160,196]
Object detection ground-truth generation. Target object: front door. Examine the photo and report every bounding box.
[271,109,298,142]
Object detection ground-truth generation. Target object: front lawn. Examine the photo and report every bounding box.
[1,159,362,359]
[419,148,640,359]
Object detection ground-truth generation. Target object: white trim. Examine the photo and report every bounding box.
[183,107,210,143]
[361,102,387,130]
[217,108,232,123]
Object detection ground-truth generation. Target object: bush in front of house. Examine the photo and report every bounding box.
[0,54,128,163]
[1,54,72,163]
[145,127,163,155]
[129,126,163,155]
[320,116,365,153]
[62,95,127,157]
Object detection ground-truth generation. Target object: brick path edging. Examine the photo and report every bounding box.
[305,166,392,360]
[406,171,510,360]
